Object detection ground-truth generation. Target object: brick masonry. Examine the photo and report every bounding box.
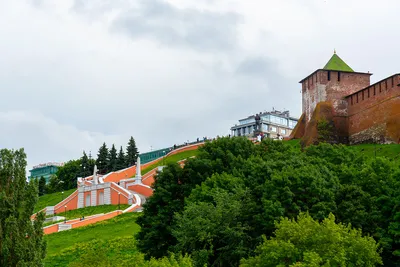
[300,66,400,144]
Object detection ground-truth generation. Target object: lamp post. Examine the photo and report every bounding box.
[61,191,64,202]
[163,150,166,166]
[118,192,121,210]
[64,205,67,223]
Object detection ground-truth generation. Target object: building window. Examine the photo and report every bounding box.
[379,83,382,92]
[327,71,331,81]
[281,129,286,135]
[338,72,341,81]
[271,126,277,132]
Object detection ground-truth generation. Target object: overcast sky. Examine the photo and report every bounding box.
[1,0,399,171]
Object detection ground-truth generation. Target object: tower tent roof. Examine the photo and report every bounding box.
[323,52,354,72]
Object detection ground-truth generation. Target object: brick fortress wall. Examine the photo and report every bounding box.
[302,70,371,140]
[346,74,400,144]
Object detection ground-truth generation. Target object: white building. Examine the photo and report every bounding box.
[230,110,298,139]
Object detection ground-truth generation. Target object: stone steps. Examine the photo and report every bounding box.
[58,223,72,232]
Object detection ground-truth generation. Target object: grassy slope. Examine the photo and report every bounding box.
[349,143,400,159]
[142,149,199,175]
[45,212,140,259]
[43,141,400,265]
[285,139,400,159]
[51,204,130,220]
[35,189,76,213]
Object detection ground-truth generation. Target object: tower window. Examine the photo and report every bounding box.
[327,71,331,81]
[373,85,376,95]
[338,72,341,81]
[385,80,388,90]
[379,83,382,92]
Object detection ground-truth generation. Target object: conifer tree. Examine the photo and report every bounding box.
[126,136,139,167]
[108,144,118,172]
[80,151,91,177]
[38,176,46,196]
[96,143,109,174]
[0,148,46,266]
[116,146,126,171]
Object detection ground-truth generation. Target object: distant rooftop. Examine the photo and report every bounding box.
[31,162,64,170]
[239,109,297,121]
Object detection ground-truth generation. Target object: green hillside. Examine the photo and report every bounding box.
[285,139,400,159]
[35,188,76,213]
[45,213,140,261]
[141,149,199,175]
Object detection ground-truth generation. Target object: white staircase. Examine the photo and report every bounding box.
[58,223,72,232]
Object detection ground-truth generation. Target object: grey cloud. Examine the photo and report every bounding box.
[111,0,241,52]
[236,57,277,76]
[233,56,301,115]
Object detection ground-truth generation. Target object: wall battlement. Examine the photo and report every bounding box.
[297,52,400,145]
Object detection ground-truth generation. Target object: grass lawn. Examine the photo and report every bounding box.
[350,143,400,159]
[141,149,199,175]
[44,213,141,266]
[285,139,400,159]
[45,212,140,258]
[53,204,130,220]
[34,189,76,213]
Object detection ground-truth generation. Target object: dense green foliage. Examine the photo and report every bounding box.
[241,213,382,266]
[0,148,46,266]
[137,137,400,266]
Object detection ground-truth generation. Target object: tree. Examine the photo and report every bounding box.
[126,136,138,167]
[38,176,46,196]
[80,151,91,178]
[56,159,81,190]
[173,174,253,267]
[0,148,46,266]
[116,146,126,171]
[241,213,382,267]
[108,144,118,172]
[96,143,109,174]
[136,159,212,259]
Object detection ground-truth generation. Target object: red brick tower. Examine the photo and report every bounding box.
[299,51,372,140]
